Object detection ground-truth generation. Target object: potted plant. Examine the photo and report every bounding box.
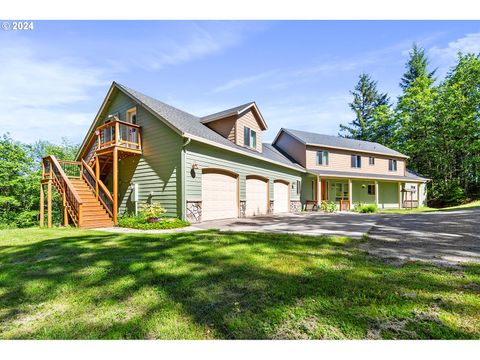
[140,202,166,223]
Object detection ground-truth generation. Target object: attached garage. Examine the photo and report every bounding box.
[245,176,269,217]
[273,180,289,213]
[202,169,238,221]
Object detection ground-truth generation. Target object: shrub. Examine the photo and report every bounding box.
[118,213,189,230]
[355,204,377,213]
[15,210,39,228]
[320,200,337,213]
[140,202,166,219]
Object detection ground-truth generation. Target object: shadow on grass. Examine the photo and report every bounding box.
[0,228,478,339]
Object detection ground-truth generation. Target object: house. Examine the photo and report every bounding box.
[39,82,428,228]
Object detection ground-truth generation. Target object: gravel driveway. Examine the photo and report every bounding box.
[361,208,480,266]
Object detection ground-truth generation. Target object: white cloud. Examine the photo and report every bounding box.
[0,39,108,144]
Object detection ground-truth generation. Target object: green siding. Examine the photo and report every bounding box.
[92,90,182,218]
[378,181,399,208]
[352,180,376,205]
[185,141,303,206]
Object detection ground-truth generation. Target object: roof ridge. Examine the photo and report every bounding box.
[200,101,255,121]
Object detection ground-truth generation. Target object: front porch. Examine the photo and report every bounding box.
[302,174,423,211]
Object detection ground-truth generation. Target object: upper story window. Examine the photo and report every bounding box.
[351,155,362,168]
[126,107,137,124]
[244,127,257,149]
[369,157,375,165]
[389,159,398,171]
[316,150,329,166]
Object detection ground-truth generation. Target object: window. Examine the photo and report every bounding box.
[335,182,349,201]
[351,155,361,168]
[126,107,137,124]
[369,157,375,165]
[316,150,329,166]
[389,159,398,171]
[296,180,301,195]
[244,127,257,149]
[368,184,376,195]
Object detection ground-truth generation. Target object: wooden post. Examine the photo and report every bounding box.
[39,183,44,227]
[113,147,118,225]
[95,156,100,200]
[348,179,352,211]
[317,176,321,205]
[398,182,402,209]
[374,180,379,207]
[63,192,68,226]
[115,121,120,146]
[47,179,52,228]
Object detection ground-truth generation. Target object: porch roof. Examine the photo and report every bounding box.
[306,168,428,182]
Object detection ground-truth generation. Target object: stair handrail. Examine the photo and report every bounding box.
[81,159,114,217]
[43,155,84,226]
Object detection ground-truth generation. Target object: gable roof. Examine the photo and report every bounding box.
[274,128,408,159]
[200,102,268,130]
[76,82,304,172]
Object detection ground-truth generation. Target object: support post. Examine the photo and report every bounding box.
[398,182,402,209]
[374,180,379,207]
[317,176,321,205]
[115,121,120,146]
[95,156,100,200]
[63,192,68,227]
[113,147,118,225]
[39,183,44,227]
[47,179,52,228]
[348,179,352,211]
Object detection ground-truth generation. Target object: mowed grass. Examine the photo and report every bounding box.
[0,228,479,339]
[377,200,480,214]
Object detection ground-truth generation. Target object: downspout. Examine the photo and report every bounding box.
[180,137,191,221]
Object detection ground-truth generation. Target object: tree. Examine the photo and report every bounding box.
[400,43,436,90]
[339,73,390,141]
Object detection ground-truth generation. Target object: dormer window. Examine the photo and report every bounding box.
[126,107,137,124]
[244,127,256,149]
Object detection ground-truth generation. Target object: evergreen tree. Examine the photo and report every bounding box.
[339,73,390,141]
[400,43,436,90]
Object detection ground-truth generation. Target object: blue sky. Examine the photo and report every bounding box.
[1,20,480,145]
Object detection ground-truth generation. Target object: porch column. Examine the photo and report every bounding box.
[47,179,52,228]
[348,179,352,210]
[39,183,44,227]
[113,147,118,225]
[374,180,379,207]
[398,182,402,209]
[316,175,321,205]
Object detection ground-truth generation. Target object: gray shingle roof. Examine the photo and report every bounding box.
[115,83,304,171]
[280,128,408,158]
[307,168,428,182]
[200,102,255,123]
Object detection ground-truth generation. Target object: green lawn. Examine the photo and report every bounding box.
[377,200,480,214]
[0,228,479,339]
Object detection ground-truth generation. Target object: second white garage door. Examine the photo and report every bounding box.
[202,171,238,221]
[273,181,289,213]
[246,177,268,217]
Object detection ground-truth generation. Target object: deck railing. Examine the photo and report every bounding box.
[81,159,114,217]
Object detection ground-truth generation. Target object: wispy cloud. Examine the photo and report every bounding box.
[429,32,480,73]
[0,38,110,143]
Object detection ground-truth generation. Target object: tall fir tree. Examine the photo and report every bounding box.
[339,73,390,141]
[400,43,436,90]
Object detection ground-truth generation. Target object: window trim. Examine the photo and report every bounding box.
[367,184,376,195]
[316,150,329,166]
[389,159,398,172]
[351,154,362,168]
[243,126,257,149]
[126,107,137,124]
[369,156,375,165]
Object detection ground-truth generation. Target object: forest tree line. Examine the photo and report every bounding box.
[339,44,480,206]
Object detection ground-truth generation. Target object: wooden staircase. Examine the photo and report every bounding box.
[40,119,142,229]
[70,179,114,228]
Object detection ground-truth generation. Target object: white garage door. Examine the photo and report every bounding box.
[246,177,268,217]
[274,181,289,213]
[202,171,238,221]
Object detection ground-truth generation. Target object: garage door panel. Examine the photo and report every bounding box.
[274,181,289,213]
[202,172,238,221]
[246,178,268,217]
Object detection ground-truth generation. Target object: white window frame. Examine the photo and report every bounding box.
[389,159,398,171]
[316,150,329,166]
[369,157,375,165]
[244,127,257,149]
[351,155,362,168]
[126,107,137,124]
